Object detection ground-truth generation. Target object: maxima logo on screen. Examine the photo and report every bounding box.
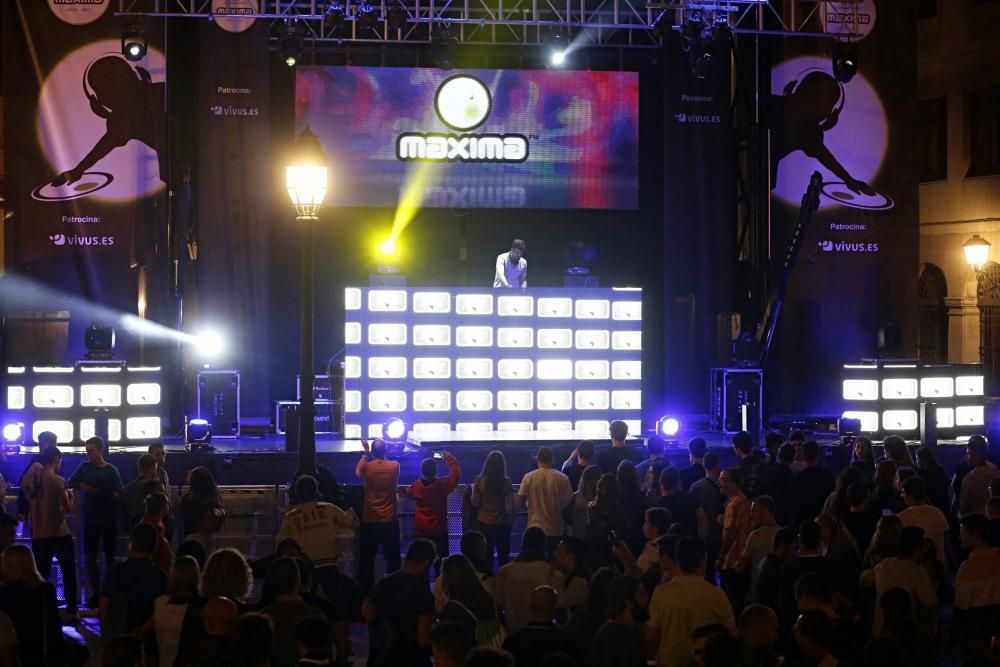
[397,75,528,163]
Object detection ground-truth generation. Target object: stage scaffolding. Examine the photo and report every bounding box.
[115,0,861,48]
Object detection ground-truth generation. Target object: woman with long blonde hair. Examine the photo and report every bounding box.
[153,556,203,666]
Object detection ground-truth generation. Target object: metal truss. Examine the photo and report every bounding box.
[115,0,858,47]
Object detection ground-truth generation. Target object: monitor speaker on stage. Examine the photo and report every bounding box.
[197,371,240,438]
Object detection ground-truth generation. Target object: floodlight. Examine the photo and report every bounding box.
[194,331,225,359]
[187,418,213,444]
[550,50,567,67]
[831,41,858,84]
[380,239,396,256]
[280,22,303,67]
[383,417,407,443]
[121,24,147,62]
[356,3,378,30]
[324,1,346,31]
[658,416,681,437]
[2,423,23,445]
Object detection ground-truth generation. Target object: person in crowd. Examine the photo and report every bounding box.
[653,466,707,540]
[648,537,735,667]
[635,507,673,573]
[550,536,590,613]
[517,447,573,555]
[870,459,899,515]
[769,443,795,526]
[294,614,333,666]
[794,573,867,666]
[16,430,57,521]
[200,548,253,612]
[733,431,770,499]
[636,435,667,493]
[492,527,553,633]
[898,476,949,566]
[181,466,225,551]
[753,527,796,611]
[822,467,863,519]
[433,531,493,611]
[437,553,503,645]
[406,451,461,563]
[291,559,351,665]
[597,420,643,475]
[960,438,1000,517]
[69,436,123,608]
[952,435,984,520]
[681,437,708,492]
[102,636,143,667]
[690,452,725,582]
[561,441,595,492]
[277,474,360,610]
[914,446,949,515]
[688,623,730,667]
[987,496,1000,547]
[718,467,752,614]
[120,454,159,532]
[149,443,170,486]
[152,555,203,667]
[355,437,401,594]
[878,587,938,667]
[786,441,835,530]
[21,445,78,614]
[590,575,649,667]
[779,521,841,633]
[789,610,838,667]
[585,473,630,570]
[954,513,1000,661]
[0,544,64,666]
[501,585,580,667]
[815,514,860,589]
[737,604,780,667]
[738,495,779,598]
[141,491,174,572]
[429,623,475,667]
[176,596,239,667]
[617,460,650,555]
[850,436,876,481]
[870,525,938,637]
[100,523,169,639]
[567,465,601,540]
[260,558,327,667]
[177,540,207,570]
[881,435,916,468]
[895,466,917,503]
[363,539,437,667]
[764,432,784,466]
[232,613,275,667]
[472,451,516,567]
[861,514,902,571]
[841,482,878,555]
[788,431,808,473]
[0,514,16,553]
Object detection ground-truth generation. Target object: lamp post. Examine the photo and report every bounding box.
[286,131,328,477]
[964,234,991,272]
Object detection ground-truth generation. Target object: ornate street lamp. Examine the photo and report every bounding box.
[964,234,991,272]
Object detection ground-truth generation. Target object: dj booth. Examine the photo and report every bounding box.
[342,287,644,442]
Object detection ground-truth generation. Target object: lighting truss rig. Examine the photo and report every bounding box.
[115,0,860,48]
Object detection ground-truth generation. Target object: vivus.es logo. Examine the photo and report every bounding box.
[818,240,879,254]
[675,112,721,124]
[49,234,114,247]
[397,75,528,163]
[210,105,260,117]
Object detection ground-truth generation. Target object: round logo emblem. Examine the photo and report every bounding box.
[211,0,259,33]
[819,0,877,41]
[47,0,110,26]
[434,75,492,131]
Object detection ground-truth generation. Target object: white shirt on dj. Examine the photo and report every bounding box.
[494,252,527,288]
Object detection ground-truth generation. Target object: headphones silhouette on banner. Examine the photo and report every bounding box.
[82,53,152,119]
[782,67,846,132]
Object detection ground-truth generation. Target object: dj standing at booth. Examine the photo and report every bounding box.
[494,239,527,288]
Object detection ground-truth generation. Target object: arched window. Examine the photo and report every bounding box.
[918,264,948,363]
[977,261,1000,393]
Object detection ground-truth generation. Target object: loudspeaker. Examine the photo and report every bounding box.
[920,401,938,447]
[284,405,299,453]
[197,371,240,437]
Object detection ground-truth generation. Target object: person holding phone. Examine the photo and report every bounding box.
[355,438,401,594]
[406,452,461,566]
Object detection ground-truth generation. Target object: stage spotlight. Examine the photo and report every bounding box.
[550,50,567,67]
[386,1,408,30]
[187,418,213,444]
[832,41,858,84]
[380,238,396,256]
[680,12,705,51]
[2,423,24,445]
[85,321,116,361]
[356,2,378,30]
[121,24,147,62]
[280,22,304,67]
[658,416,681,437]
[383,417,407,443]
[324,0,346,31]
[194,330,225,359]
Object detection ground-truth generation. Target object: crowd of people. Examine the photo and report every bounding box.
[0,421,998,667]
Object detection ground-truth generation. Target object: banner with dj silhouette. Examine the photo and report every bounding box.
[766,3,919,414]
[2,1,165,311]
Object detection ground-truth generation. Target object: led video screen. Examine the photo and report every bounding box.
[343,287,643,438]
[296,66,639,209]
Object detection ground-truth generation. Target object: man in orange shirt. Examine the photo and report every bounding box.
[356,438,401,594]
